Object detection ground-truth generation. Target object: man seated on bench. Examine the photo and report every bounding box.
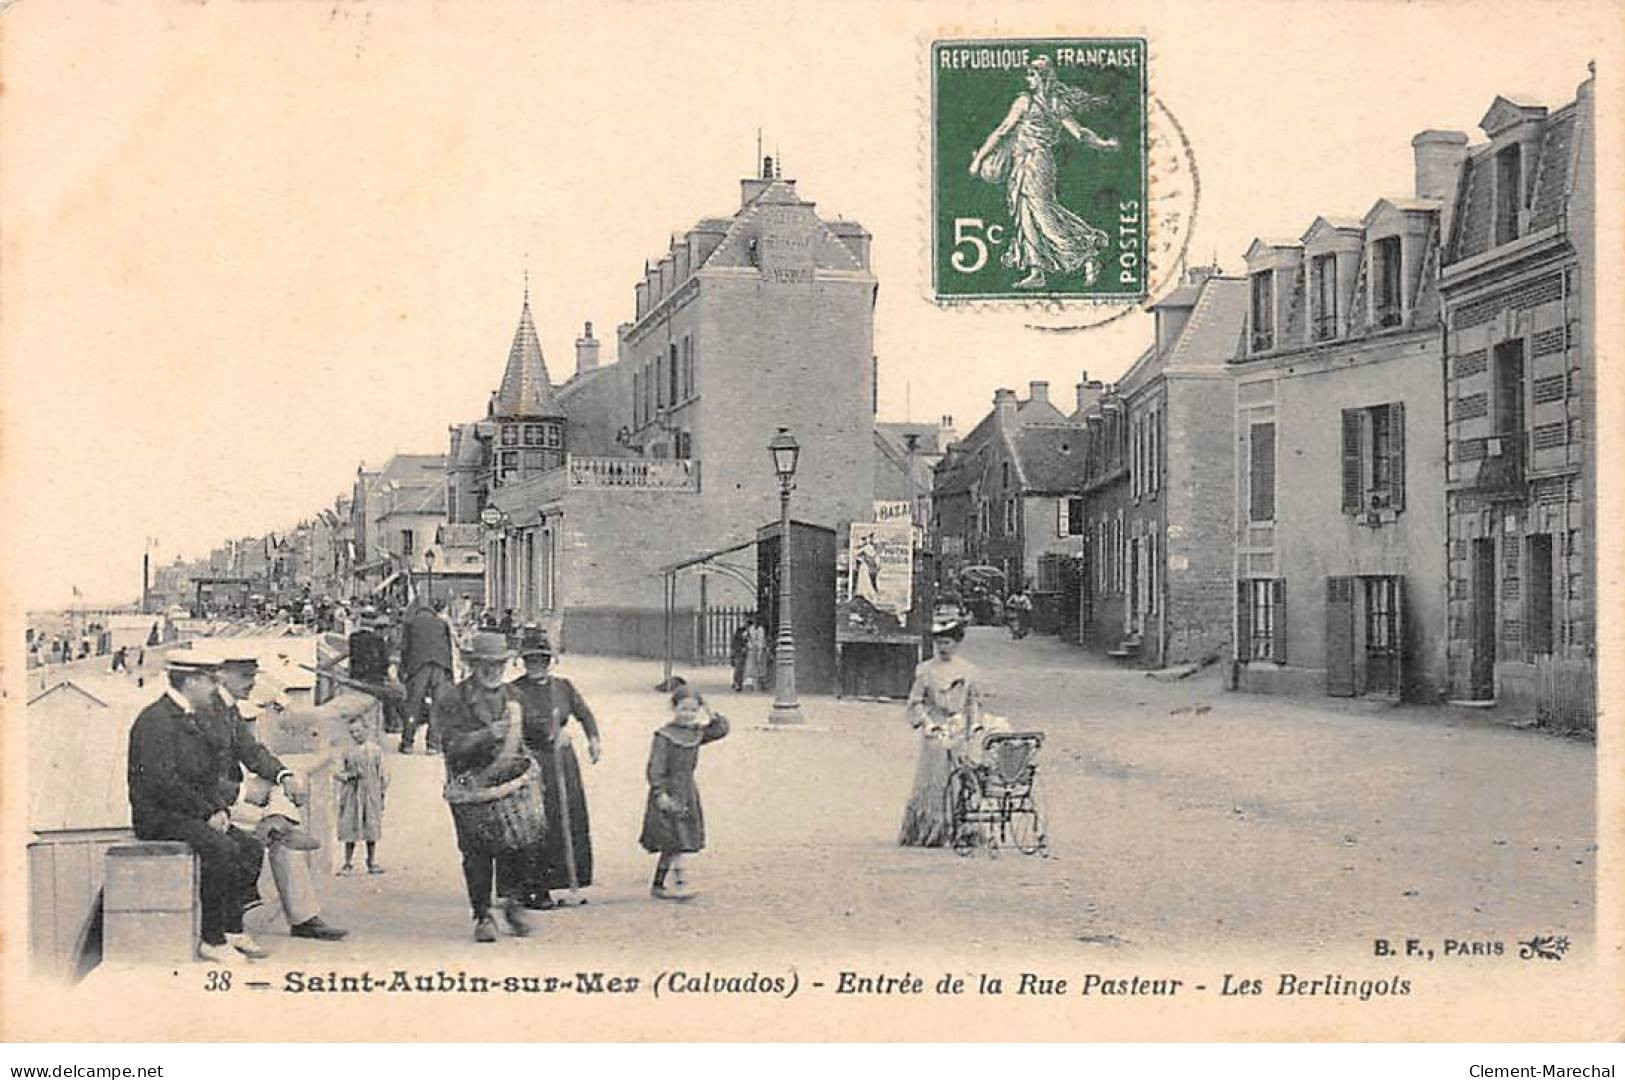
[126,653,266,964]
[208,649,348,943]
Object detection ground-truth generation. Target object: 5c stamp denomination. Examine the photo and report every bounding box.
[932,38,1148,302]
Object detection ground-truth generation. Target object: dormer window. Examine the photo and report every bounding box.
[1494,144,1522,246]
[1372,237,1403,328]
[1250,270,1275,352]
[501,424,519,447]
[1311,254,1338,341]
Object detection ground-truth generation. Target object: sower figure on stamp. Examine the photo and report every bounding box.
[399,598,453,754]
[509,626,600,911]
[431,631,539,943]
[126,654,267,964]
[208,648,349,942]
[969,55,1119,290]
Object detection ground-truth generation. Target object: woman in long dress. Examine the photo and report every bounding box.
[508,627,600,909]
[899,617,982,847]
[968,55,1120,290]
[743,620,769,691]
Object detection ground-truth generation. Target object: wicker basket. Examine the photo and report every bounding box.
[444,757,547,852]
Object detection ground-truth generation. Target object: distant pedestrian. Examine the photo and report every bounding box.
[111,646,129,673]
[334,715,388,875]
[398,600,453,754]
[147,622,161,647]
[729,618,752,692]
[640,683,729,900]
[743,620,769,691]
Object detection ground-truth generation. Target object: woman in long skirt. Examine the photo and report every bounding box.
[899,617,982,847]
[509,627,600,908]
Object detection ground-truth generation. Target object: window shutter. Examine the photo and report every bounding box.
[1236,580,1252,660]
[1249,423,1276,521]
[1057,500,1067,538]
[1271,578,1288,661]
[1389,401,1406,511]
[1341,408,1363,513]
[1324,576,1356,695]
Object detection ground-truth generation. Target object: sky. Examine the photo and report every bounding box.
[1,0,1616,610]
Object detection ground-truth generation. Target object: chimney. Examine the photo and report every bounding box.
[741,156,777,207]
[575,320,600,374]
[1027,380,1050,406]
[1413,129,1469,238]
[1075,372,1104,415]
[993,388,1019,425]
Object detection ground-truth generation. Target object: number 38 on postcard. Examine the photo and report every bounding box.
[932,38,1147,303]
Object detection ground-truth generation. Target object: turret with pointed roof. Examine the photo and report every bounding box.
[493,288,565,420]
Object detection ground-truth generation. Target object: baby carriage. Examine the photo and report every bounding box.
[943,727,1047,856]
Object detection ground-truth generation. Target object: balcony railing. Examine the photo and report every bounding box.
[567,455,701,492]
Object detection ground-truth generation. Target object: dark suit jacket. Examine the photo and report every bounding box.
[205,691,286,793]
[127,695,233,834]
[399,609,453,678]
[348,628,391,682]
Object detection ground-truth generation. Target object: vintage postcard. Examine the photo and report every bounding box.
[1,0,1620,1047]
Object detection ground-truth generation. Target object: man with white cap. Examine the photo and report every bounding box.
[126,651,266,963]
[208,647,349,943]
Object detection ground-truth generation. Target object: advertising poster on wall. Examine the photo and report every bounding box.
[835,520,915,642]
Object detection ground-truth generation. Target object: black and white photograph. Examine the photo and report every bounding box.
[1,0,1620,1051]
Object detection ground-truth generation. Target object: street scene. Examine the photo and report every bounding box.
[4,1,1613,1051]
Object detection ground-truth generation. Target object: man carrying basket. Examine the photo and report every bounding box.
[430,632,546,943]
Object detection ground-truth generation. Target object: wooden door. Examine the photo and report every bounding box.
[1325,576,1356,696]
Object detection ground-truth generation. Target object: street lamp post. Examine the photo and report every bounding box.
[767,427,801,724]
[424,548,436,606]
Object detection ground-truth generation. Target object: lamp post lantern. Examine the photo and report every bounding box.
[767,427,802,724]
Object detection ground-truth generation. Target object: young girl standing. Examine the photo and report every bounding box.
[335,715,388,874]
[640,684,729,900]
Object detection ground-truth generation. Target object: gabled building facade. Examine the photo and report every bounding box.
[1229,131,1457,701]
[932,381,1087,607]
[1437,80,1595,726]
[1075,269,1246,667]
[460,159,878,653]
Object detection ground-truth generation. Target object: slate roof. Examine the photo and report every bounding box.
[493,294,564,418]
[1448,96,1581,264]
[876,422,945,457]
[1009,425,1087,494]
[1167,277,1248,367]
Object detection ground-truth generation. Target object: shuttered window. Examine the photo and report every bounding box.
[1243,578,1286,661]
[1341,403,1406,514]
[1249,422,1276,522]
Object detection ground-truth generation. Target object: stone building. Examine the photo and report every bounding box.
[931,382,1087,615]
[1229,129,1458,701]
[457,159,878,653]
[1437,78,1595,726]
[874,416,956,529]
[1074,269,1246,667]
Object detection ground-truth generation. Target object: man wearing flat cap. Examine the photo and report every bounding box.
[126,653,267,963]
[431,631,532,942]
[209,650,349,942]
[509,626,600,909]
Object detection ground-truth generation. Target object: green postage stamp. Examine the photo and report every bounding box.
[932,38,1148,303]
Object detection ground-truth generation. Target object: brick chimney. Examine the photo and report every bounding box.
[1027,380,1050,406]
[575,320,600,374]
[1413,129,1469,238]
[993,388,1019,426]
[1074,371,1105,415]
